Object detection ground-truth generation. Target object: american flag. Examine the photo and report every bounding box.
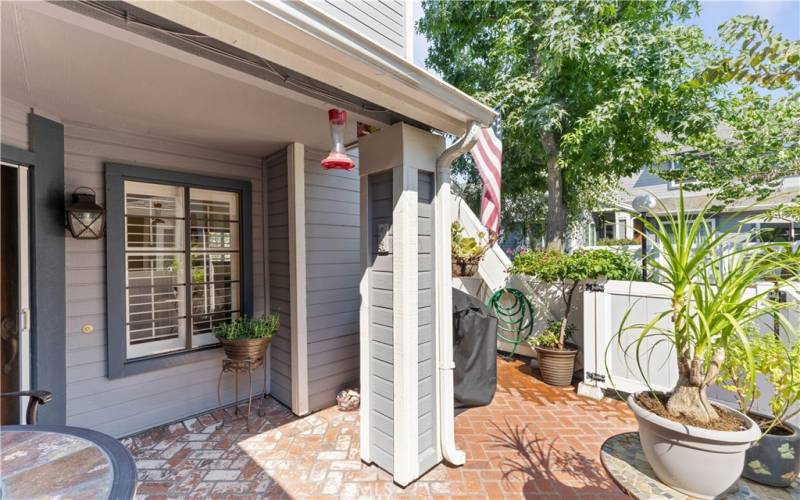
[470,112,502,235]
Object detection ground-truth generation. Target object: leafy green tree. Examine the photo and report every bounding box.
[418,0,717,250]
[666,17,800,203]
[662,87,800,202]
[701,15,800,88]
[500,187,548,250]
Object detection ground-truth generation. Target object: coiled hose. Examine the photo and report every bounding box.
[487,287,535,359]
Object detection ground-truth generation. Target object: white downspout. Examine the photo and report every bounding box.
[434,121,483,466]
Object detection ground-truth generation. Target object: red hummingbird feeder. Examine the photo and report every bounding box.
[321,108,355,170]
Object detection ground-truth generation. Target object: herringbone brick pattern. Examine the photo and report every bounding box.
[124,358,636,498]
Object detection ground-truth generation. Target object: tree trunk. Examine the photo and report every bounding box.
[558,281,579,349]
[666,350,725,424]
[541,131,567,251]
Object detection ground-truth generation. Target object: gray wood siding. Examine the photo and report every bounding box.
[310,0,406,56]
[59,121,267,438]
[304,148,361,411]
[368,170,394,473]
[265,149,293,408]
[417,171,437,471]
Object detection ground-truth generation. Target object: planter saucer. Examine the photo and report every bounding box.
[600,432,799,499]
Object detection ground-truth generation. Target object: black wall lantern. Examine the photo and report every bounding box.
[65,187,105,239]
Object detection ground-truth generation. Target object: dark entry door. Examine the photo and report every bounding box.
[1,164,30,424]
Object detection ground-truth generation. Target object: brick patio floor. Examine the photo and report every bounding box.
[124,358,637,499]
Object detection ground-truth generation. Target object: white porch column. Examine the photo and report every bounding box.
[359,123,445,486]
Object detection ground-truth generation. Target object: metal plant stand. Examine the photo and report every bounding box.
[217,356,265,428]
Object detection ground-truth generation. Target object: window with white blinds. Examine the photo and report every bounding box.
[123,181,240,359]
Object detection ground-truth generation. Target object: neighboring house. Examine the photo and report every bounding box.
[581,166,800,248]
[0,0,495,487]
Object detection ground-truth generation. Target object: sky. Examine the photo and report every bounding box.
[412,0,800,69]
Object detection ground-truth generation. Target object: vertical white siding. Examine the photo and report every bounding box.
[309,0,406,56]
[304,147,361,411]
[62,123,268,437]
[265,149,293,408]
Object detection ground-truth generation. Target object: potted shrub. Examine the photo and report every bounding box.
[527,320,578,386]
[614,190,799,498]
[511,248,638,386]
[718,327,800,487]
[215,314,279,361]
[451,221,493,277]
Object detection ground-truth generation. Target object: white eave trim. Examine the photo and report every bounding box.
[128,0,496,135]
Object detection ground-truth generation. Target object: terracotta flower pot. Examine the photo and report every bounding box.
[534,346,578,386]
[452,261,479,277]
[742,414,800,488]
[627,394,761,499]
[217,337,271,361]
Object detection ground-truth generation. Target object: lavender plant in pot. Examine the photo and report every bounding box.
[613,190,799,498]
[511,248,638,386]
[215,314,279,362]
[718,326,800,487]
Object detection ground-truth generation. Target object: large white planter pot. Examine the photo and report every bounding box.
[627,394,761,499]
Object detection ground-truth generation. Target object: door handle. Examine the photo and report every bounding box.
[20,308,30,333]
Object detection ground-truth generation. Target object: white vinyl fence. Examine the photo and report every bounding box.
[582,280,800,424]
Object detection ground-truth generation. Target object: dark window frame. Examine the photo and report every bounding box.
[105,163,252,379]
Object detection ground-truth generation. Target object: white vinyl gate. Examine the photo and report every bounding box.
[581,280,799,424]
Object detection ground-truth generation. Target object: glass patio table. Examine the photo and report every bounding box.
[0,424,137,499]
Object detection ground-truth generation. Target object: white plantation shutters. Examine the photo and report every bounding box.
[123,181,240,359]
[124,182,186,358]
[190,188,240,346]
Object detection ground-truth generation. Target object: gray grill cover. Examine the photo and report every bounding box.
[453,288,498,408]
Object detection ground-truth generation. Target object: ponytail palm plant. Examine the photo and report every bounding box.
[614,189,799,424]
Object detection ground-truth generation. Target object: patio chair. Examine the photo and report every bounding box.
[1,390,53,424]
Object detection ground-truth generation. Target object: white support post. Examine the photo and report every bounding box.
[359,122,447,486]
[392,165,420,486]
[287,143,309,416]
[359,174,372,465]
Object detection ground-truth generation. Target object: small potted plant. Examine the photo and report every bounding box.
[614,190,798,498]
[511,248,638,386]
[527,320,577,386]
[718,326,800,488]
[451,221,493,277]
[215,314,279,361]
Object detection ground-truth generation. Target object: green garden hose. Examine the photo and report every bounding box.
[487,287,535,359]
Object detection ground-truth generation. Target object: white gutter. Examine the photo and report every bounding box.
[434,121,482,466]
[128,1,497,136]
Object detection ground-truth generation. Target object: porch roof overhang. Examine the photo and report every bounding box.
[126,0,497,136]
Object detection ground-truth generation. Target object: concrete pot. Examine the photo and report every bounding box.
[742,415,800,487]
[534,346,578,387]
[627,394,761,499]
